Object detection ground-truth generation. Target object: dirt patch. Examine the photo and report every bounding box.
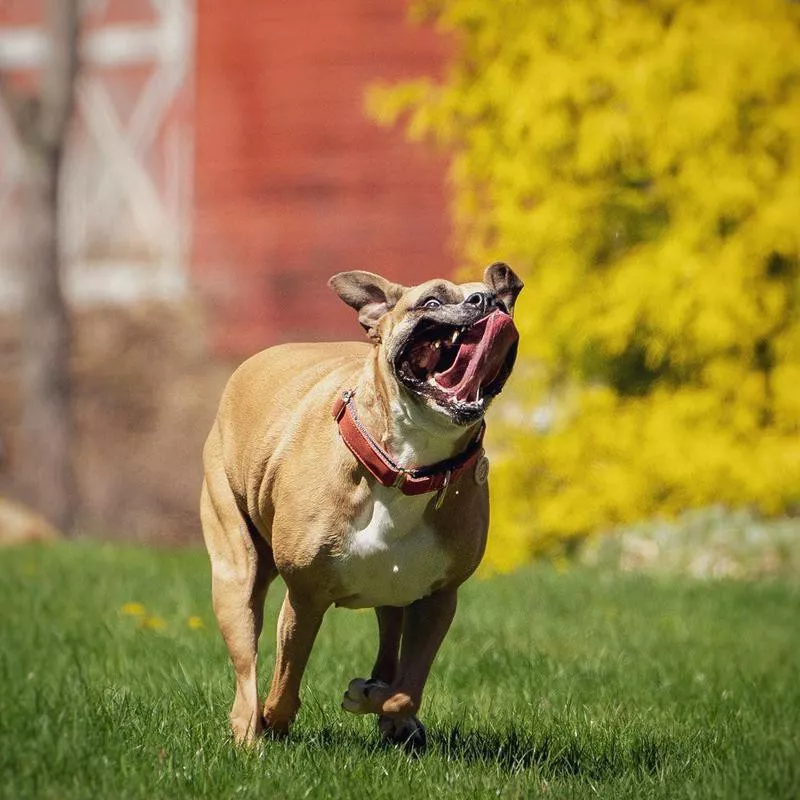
[0,301,235,544]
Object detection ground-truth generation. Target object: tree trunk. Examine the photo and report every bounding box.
[2,0,79,532]
[16,145,76,532]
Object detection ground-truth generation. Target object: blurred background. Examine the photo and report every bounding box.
[1,0,798,579]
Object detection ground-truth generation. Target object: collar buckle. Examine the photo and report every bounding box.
[392,468,408,489]
[434,469,452,510]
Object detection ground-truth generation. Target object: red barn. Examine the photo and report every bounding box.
[194,0,452,353]
[0,0,452,355]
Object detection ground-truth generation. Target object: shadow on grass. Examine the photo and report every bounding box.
[291,721,697,781]
[428,725,678,780]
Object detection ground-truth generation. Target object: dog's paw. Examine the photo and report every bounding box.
[341,678,388,715]
[230,713,264,746]
[378,714,427,751]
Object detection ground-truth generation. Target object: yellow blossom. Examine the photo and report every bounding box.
[187,616,204,630]
[139,616,167,631]
[372,0,800,570]
[121,602,146,617]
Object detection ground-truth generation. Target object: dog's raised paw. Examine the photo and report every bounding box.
[341,678,388,715]
[378,714,426,751]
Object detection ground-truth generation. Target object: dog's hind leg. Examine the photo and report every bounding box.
[201,469,277,745]
[371,606,403,683]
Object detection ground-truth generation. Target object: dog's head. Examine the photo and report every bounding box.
[329,263,523,425]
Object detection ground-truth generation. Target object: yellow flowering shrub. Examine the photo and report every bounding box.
[369,0,800,568]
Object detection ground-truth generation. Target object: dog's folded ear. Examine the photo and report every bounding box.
[329,271,406,339]
[483,262,524,316]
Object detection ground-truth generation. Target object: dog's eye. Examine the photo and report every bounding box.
[422,298,442,309]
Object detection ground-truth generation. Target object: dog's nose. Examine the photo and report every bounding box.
[463,291,492,314]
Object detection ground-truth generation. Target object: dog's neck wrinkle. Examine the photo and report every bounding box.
[353,349,478,468]
[353,351,392,449]
[389,395,476,467]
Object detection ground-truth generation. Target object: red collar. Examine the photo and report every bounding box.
[332,389,485,502]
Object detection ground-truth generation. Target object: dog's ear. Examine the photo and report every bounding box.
[483,262,524,316]
[328,271,406,339]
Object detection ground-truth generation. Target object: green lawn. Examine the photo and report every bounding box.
[1,543,797,799]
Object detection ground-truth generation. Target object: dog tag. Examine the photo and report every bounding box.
[474,454,490,485]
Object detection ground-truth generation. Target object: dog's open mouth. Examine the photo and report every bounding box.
[396,310,519,420]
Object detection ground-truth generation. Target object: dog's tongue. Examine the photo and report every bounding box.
[436,311,519,402]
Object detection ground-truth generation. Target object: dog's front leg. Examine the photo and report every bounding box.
[344,588,457,746]
[262,590,327,736]
[383,587,458,716]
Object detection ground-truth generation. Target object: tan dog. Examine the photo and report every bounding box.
[201,263,523,747]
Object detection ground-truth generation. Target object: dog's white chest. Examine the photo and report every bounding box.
[335,488,449,609]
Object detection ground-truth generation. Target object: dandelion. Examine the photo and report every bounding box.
[121,602,146,617]
[140,616,167,631]
[187,616,204,630]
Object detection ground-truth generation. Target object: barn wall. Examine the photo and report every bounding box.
[193,0,453,354]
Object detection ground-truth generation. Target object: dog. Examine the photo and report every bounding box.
[201,263,523,747]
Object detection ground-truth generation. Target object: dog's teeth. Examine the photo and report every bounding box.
[433,341,440,349]
[450,331,459,344]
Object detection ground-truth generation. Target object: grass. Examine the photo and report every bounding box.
[1,543,798,799]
